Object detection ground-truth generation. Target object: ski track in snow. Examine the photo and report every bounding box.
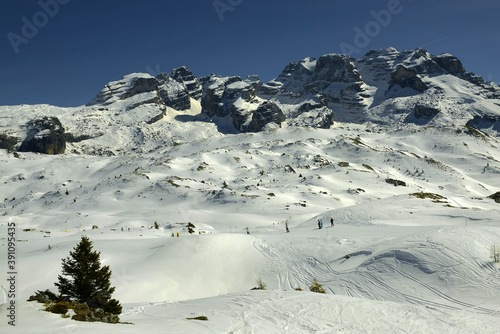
[253,230,500,318]
[1,125,500,333]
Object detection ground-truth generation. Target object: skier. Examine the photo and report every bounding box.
[330,217,334,227]
[285,222,290,233]
[318,219,321,229]
[246,227,250,235]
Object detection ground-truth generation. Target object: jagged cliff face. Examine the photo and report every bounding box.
[1,47,500,155]
[78,47,500,132]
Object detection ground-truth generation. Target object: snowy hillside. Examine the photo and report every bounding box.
[1,47,500,332]
[1,122,500,332]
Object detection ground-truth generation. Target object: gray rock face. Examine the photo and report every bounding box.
[0,133,18,151]
[19,117,66,154]
[277,54,360,93]
[87,74,155,106]
[276,62,298,83]
[298,102,323,113]
[433,53,484,86]
[88,71,195,111]
[202,76,237,117]
[289,106,334,129]
[246,76,281,96]
[120,77,159,100]
[270,54,364,124]
[157,76,191,111]
[201,75,267,131]
[171,66,203,100]
[461,72,485,86]
[247,101,285,132]
[413,105,440,120]
[201,75,255,118]
[466,114,500,132]
[484,82,500,99]
[311,54,360,86]
[433,54,466,76]
[404,104,441,125]
[403,48,443,75]
[391,65,427,92]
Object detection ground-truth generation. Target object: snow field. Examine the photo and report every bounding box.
[1,125,500,332]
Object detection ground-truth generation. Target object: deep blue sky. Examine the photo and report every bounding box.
[1,0,499,107]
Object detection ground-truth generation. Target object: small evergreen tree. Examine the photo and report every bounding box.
[55,236,121,314]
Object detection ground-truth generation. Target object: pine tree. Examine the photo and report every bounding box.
[55,236,122,314]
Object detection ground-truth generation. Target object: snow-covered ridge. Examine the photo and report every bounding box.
[1,47,500,156]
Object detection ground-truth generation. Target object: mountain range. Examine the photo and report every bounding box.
[1,47,500,156]
[1,48,500,333]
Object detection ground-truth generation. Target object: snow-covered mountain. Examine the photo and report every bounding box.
[1,48,500,333]
[1,47,500,156]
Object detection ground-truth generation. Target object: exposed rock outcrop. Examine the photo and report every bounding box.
[488,192,500,203]
[433,53,466,76]
[312,54,360,86]
[19,117,66,154]
[201,76,247,118]
[414,104,440,120]
[276,54,361,93]
[466,114,500,132]
[433,53,484,86]
[0,133,18,151]
[289,106,334,129]
[201,75,262,131]
[88,70,196,111]
[391,65,427,92]
[120,77,159,100]
[247,101,286,132]
[157,75,191,111]
[171,66,203,100]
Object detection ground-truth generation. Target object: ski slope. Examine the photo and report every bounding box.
[1,125,500,333]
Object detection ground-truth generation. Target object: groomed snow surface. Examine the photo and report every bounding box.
[1,125,500,333]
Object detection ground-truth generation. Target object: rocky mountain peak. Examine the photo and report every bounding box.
[171,66,203,100]
[1,47,500,155]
